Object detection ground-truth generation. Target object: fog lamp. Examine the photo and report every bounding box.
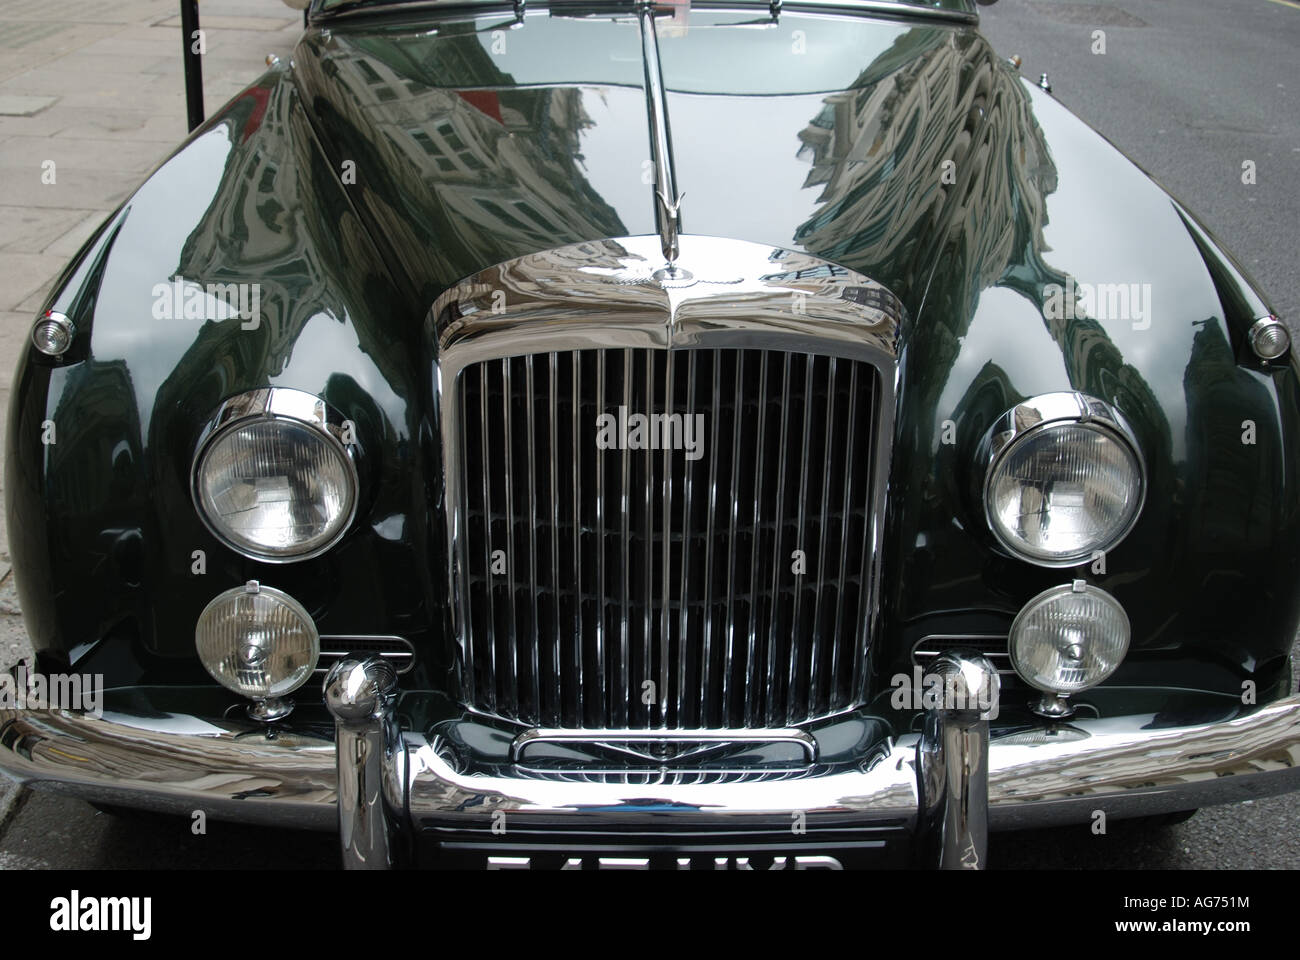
[195,581,319,720]
[1009,580,1129,717]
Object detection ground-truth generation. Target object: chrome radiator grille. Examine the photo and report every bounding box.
[453,347,879,730]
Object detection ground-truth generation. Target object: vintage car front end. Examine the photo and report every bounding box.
[2,0,1300,869]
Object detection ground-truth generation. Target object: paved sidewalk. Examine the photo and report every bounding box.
[0,0,302,674]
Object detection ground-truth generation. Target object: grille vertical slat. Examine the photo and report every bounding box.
[477,364,495,712]
[642,351,655,728]
[457,347,877,730]
[830,364,859,709]
[594,353,608,726]
[810,357,837,719]
[787,355,815,725]
[744,357,769,730]
[524,355,542,723]
[570,352,584,728]
[701,350,721,727]
[676,350,697,730]
[502,360,520,716]
[617,350,632,729]
[851,375,877,708]
[721,352,744,725]
[547,353,562,728]
[767,353,792,729]
[659,352,674,729]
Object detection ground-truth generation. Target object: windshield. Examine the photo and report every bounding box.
[314,0,975,16]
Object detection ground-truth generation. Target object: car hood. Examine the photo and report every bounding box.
[288,8,1297,685]
[290,9,1009,312]
[14,6,1298,699]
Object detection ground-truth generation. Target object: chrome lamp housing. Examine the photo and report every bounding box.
[976,392,1146,568]
[191,387,360,563]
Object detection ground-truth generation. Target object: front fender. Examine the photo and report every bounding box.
[4,67,446,687]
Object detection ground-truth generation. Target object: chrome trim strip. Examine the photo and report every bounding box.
[315,635,416,676]
[4,694,1300,832]
[511,726,819,763]
[911,635,1014,675]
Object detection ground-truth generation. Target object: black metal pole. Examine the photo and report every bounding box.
[180,0,204,132]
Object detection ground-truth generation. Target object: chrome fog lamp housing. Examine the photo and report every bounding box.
[1009,580,1130,717]
[192,388,358,562]
[195,581,319,720]
[980,392,1144,567]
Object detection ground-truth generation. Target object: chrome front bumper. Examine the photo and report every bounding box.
[3,663,1300,868]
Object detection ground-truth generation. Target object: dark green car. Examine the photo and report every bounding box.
[2,0,1298,870]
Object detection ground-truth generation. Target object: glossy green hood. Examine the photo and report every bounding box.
[8,5,1299,718]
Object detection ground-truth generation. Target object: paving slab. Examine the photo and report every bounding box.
[155,14,298,32]
[0,135,176,174]
[0,0,170,25]
[0,167,150,211]
[41,210,107,259]
[0,94,55,116]
[0,205,96,253]
[0,250,67,311]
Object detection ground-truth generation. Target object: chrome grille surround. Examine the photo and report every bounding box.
[430,235,902,733]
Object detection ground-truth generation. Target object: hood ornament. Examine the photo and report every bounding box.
[655,188,685,266]
[640,2,684,267]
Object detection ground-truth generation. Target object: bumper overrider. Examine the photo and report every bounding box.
[2,653,1300,869]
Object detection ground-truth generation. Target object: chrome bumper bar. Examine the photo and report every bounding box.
[4,676,1300,866]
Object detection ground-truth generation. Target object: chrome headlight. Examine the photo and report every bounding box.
[981,393,1144,567]
[193,389,358,562]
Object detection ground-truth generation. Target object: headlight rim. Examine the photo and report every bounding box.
[979,391,1146,568]
[191,388,360,564]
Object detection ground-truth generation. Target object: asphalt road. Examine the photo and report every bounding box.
[2,0,1299,870]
